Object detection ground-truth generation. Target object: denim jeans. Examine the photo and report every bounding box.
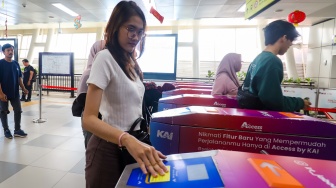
[0,97,22,131]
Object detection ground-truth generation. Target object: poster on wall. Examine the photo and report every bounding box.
[282,86,336,119]
[281,86,317,107]
[317,89,336,118]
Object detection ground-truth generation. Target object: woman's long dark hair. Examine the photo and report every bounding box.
[105,1,146,81]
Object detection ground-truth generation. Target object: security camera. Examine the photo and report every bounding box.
[22,3,26,8]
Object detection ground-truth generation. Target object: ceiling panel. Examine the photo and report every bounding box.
[195,5,225,18]
[174,0,201,6]
[199,0,228,5]
[217,4,242,14]
[174,5,198,19]
[156,6,175,20]
[257,2,335,19]
[155,0,175,6]
[0,0,334,28]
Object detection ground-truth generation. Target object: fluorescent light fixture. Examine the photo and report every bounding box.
[238,3,246,12]
[52,3,78,17]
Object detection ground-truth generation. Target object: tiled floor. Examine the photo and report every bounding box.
[0,92,85,188]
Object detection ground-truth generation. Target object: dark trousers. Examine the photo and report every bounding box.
[0,97,22,131]
[85,135,124,188]
[22,81,32,100]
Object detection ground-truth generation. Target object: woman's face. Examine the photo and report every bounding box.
[118,15,145,54]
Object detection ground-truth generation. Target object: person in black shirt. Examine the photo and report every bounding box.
[0,43,28,139]
[21,59,35,102]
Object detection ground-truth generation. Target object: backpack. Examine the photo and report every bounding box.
[31,68,37,82]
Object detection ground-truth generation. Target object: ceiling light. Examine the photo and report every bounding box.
[52,3,78,17]
[238,3,246,12]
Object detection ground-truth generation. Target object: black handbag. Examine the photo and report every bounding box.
[237,86,264,110]
[120,116,151,166]
[71,93,86,117]
[237,67,264,110]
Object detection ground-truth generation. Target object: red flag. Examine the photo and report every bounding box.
[150,6,164,23]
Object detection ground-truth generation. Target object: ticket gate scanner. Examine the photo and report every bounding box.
[162,88,212,98]
[116,150,336,188]
[150,106,336,161]
[158,94,238,112]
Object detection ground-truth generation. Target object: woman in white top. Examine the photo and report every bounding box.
[212,53,242,95]
[83,1,168,187]
[75,39,105,149]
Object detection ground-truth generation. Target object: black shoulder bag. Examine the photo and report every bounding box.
[120,116,151,166]
[237,73,264,110]
[71,93,86,117]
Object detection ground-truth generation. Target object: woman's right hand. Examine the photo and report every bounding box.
[122,134,169,177]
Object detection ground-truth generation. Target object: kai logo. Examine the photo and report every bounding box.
[157,130,173,140]
[213,101,226,107]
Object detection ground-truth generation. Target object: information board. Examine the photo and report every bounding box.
[137,34,178,80]
[39,52,74,75]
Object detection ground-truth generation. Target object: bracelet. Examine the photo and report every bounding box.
[118,132,128,147]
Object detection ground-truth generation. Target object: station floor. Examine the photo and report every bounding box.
[0,92,85,188]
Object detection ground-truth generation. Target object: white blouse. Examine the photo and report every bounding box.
[87,49,145,131]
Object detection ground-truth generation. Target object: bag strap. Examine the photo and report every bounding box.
[129,117,148,132]
[242,64,253,91]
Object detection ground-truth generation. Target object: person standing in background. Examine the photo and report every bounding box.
[0,43,28,139]
[212,53,242,95]
[75,39,105,148]
[238,20,311,111]
[21,59,35,102]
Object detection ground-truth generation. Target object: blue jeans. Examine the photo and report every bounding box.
[0,97,22,131]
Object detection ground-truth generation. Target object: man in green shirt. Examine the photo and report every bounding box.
[239,20,311,112]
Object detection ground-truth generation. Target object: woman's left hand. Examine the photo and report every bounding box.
[122,134,169,177]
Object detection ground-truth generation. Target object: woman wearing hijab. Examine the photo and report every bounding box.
[211,53,242,95]
[75,39,105,148]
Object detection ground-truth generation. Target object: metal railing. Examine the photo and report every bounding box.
[32,74,82,97]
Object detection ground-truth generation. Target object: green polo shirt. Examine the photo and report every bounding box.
[246,51,304,112]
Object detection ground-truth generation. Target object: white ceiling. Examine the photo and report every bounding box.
[0,0,336,29]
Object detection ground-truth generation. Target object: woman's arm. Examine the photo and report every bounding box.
[83,84,168,177]
[83,84,122,143]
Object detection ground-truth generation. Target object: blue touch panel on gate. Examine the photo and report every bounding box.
[126,156,224,188]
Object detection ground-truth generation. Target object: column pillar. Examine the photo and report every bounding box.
[44,28,55,52]
[192,20,200,78]
[27,29,39,62]
[285,47,298,79]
